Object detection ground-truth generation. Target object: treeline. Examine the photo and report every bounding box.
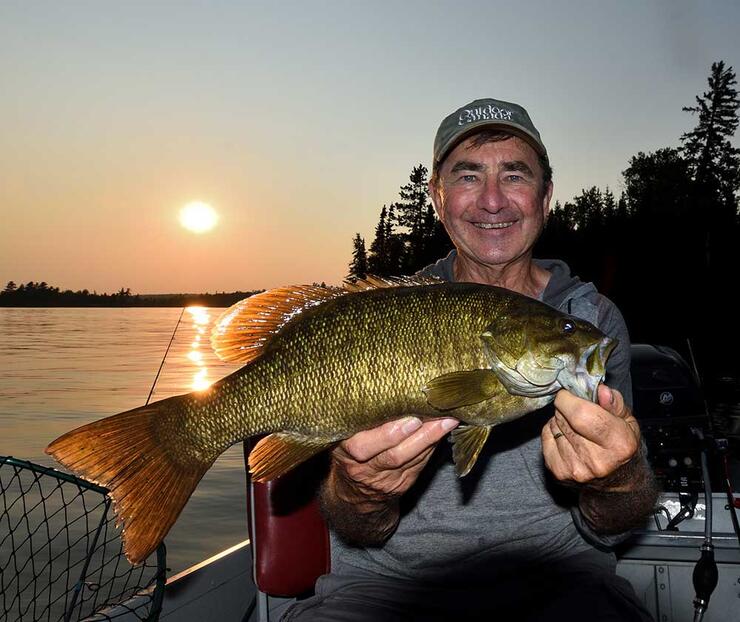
[0,281,261,308]
[537,61,739,379]
[349,61,740,379]
[348,165,453,279]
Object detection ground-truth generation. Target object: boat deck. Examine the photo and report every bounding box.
[153,492,740,622]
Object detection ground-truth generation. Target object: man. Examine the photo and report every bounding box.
[284,98,658,621]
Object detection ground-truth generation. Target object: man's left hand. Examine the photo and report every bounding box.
[542,384,641,490]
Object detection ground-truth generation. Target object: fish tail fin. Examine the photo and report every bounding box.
[46,395,217,565]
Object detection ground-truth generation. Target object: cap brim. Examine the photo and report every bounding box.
[436,120,547,166]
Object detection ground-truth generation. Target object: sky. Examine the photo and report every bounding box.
[1,0,739,294]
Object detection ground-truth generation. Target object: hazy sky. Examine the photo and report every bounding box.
[1,1,738,293]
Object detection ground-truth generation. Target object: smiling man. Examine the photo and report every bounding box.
[430,129,552,297]
[283,99,658,622]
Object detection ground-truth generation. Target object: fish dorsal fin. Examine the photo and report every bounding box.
[343,274,442,292]
[211,285,347,363]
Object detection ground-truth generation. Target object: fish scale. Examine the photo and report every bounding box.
[209,286,500,440]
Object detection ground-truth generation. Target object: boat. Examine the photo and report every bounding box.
[2,345,739,622]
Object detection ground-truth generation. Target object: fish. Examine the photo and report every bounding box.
[46,275,616,564]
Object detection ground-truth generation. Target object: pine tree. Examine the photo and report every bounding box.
[623,148,693,219]
[367,206,388,275]
[384,205,404,276]
[348,233,368,279]
[572,187,603,231]
[602,187,616,221]
[392,164,451,272]
[394,165,430,233]
[681,60,740,213]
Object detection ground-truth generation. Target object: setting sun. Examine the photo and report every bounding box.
[179,202,218,233]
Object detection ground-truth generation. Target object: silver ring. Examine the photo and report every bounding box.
[553,432,564,440]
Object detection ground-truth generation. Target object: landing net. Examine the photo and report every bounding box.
[0,456,166,622]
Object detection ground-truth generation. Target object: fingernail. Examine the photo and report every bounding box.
[607,387,615,404]
[401,416,422,435]
[440,418,458,432]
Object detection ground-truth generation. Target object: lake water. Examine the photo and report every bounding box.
[0,307,246,575]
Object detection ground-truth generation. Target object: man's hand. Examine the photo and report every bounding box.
[320,416,458,546]
[542,384,640,490]
[333,416,460,497]
[542,384,659,534]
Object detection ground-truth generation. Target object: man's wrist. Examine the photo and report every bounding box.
[577,447,659,534]
[583,442,649,493]
[319,465,401,546]
[331,465,398,507]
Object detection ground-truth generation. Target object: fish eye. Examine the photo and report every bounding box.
[562,320,576,335]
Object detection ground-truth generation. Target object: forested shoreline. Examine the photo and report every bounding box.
[0,282,262,308]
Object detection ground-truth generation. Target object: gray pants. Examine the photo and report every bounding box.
[281,549,653,622]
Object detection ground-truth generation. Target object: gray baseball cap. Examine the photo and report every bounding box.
[433,98,547,167]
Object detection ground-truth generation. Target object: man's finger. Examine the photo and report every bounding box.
[372,418,458,470]
[542,420,577,482]
[544,417,604,483]
[340,416,423,462]
[553,390,619,445]
[596,384,628,419]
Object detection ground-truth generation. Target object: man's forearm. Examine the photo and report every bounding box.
[578,449,660,534]
[319,466,400,547]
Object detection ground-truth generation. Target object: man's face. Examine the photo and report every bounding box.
[430,135,553,270]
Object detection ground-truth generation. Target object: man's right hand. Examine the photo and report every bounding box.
[332,416,460,498]
[320,416,459,546]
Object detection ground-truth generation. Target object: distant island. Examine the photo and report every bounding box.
[0,281,264,308]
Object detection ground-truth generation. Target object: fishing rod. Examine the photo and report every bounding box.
[146,307,186,405]
[684,339,716,622]
[689,426,717,622]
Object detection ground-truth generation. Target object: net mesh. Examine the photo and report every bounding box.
[0,457,166,622]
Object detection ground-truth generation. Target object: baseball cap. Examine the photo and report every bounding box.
[433,98,547,167]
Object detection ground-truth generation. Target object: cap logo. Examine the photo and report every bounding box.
[458,104,513,126]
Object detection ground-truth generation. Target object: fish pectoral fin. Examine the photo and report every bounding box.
[450,424,492,477]
[423,370,499,410]
[248,432,336,482]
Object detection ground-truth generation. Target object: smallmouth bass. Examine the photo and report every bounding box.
[47,276,615,564]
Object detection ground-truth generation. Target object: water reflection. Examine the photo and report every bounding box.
[186,307,212,391]
[0,307,246,573]
[0,306,243,459]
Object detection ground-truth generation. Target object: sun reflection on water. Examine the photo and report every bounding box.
[186,307,213,391]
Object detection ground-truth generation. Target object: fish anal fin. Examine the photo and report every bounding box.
[450,425,492,477]
[248,432,336,482]
[211,286,347,363]
[423,369,499,410]
[343,274,442,292]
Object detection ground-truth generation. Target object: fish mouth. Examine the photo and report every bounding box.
[558,336,617,401]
